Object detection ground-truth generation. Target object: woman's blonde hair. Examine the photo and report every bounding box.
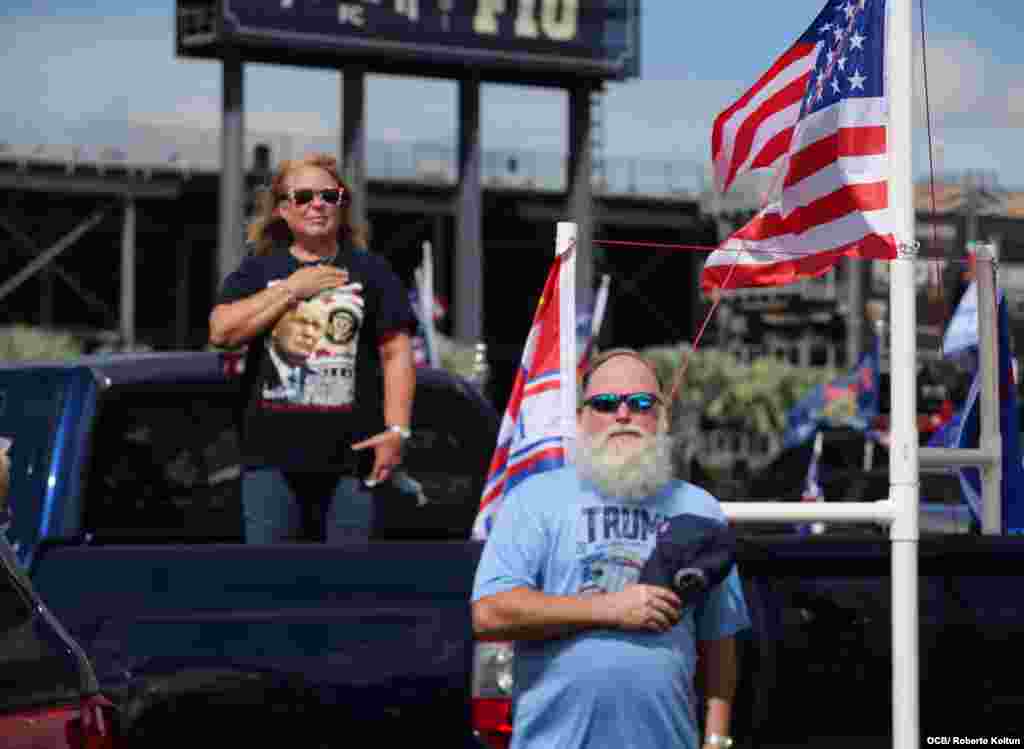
[247,153,366,256]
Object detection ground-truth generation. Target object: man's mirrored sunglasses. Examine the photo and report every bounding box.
[582,392,661,414]
[285,188,348,206]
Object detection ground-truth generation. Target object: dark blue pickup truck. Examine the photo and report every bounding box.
[2,352,1023,748]
[0,352,497,747]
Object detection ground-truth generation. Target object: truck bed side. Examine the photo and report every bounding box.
[734,536,1024,745]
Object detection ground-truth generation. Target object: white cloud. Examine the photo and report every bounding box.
[1,14,219,138]
[602,78,742,159]
[130,104,334,138]
[913,34,1024,130]
[913,35,987,120]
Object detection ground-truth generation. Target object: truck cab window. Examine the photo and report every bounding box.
[82,384,244,543]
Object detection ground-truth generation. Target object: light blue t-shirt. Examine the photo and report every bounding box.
[472,466,750,749]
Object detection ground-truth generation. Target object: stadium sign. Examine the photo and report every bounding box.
[176,0,641,84]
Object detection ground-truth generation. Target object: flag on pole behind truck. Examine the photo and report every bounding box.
[576,274,611,381]
[473,251,575,540]
[796,432,827,535]
[948,286,1024,534]
[782,335,882,449]
[408,286,445,369]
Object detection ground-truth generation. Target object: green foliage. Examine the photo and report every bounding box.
[400,331,834,440]
[0,325,84,362]
[641,344,835,435]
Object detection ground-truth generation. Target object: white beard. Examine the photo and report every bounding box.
[576,424,675,502]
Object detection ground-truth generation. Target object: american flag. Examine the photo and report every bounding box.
[472,254,574,540]
[703,0,897,290]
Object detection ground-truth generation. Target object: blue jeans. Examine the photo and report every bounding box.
[242,468,374,544]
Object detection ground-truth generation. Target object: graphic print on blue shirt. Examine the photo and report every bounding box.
[576,504,669,595]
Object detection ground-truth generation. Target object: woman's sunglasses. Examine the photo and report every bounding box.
[284,188,348,206]
[582,392,661,414]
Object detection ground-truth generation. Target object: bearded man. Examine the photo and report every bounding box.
[472,348,749,749]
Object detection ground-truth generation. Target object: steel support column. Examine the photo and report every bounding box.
[120,197,136,347]
[175,228,192,349]
[342,66,368,239]
[455,76,483,342]
[40,266,54,327]
[568,83,595,312]
[217,51,245,285]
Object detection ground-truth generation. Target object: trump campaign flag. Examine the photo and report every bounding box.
[703,0,897,290]
[782,335,881,449]
[576,274,611,381]
[408,286,444,369]
[472,226,577,540]
[797,432,828,535]
[949,287,1024,534]
[410,241,443,369]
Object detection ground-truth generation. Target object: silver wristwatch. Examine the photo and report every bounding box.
[387,424,412,440]
[705,735,734,749]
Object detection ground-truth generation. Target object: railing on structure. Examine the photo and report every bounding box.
[719,272,839,306]
[726,338,842,369]
[0,139,712,201]
[692,428,781,475]
[0,142,198,181]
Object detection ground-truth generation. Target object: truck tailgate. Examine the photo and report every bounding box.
[29,542,485,745]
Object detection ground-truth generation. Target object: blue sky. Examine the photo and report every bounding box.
[3,1,1023,187]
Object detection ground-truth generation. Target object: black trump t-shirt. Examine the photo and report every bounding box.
[217,241,415,472]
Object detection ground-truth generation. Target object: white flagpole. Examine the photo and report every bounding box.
[887,0,920,746]
[557,222,578,463]
[974,244,1002,533]
[420,240,441,369]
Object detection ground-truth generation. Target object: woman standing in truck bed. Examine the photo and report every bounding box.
[209,153,415,544]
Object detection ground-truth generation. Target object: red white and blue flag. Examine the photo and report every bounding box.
[946,286,1024,534]
[801,451,824,504]
[576,274,611,382]
[796,432,828,535]
[473,249,576,540]
[703,0,897,290]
